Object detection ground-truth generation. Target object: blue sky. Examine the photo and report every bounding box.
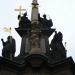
[0,0,75,60]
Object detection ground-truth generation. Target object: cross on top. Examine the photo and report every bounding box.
[15,5,26,15]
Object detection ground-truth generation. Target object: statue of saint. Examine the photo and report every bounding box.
[18,12,31,28]
[30,34,40,48]
[1,36,16,59]
[38,14,53,29]
[50,31,66,58]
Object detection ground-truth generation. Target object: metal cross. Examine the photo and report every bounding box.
[15,5,26,15]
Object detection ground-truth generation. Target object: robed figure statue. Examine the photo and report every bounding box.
[1,36,16,59]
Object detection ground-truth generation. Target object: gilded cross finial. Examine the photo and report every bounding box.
[15,5,26,15]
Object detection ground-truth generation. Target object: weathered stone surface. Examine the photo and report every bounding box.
[0,56,74,75]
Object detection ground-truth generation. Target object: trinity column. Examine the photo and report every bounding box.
[30,0,41,54]
[15,0,55,57]
[30,0,55,54]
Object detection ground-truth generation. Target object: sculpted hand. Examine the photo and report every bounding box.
[1,39,3,41]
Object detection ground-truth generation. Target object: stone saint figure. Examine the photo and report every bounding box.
[30,34,41,53]
[1,36,16,59]
[18,12,31,28]
[30,34,40,48]
[38,14,53,28]
[50,31,66,58]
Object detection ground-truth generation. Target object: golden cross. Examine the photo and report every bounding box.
[15,5,26,15]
